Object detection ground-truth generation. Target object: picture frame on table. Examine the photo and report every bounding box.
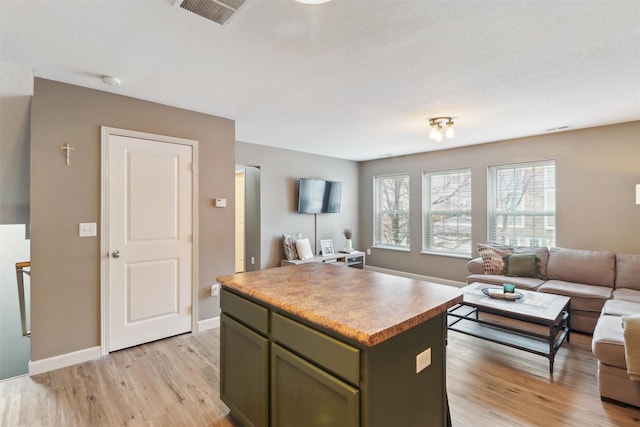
[320,239,334,256]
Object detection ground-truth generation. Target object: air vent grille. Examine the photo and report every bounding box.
[179,0,245,25]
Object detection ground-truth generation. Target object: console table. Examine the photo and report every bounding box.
[280,251,365,269]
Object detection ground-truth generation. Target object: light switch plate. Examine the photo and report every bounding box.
[79,222,97,237]
[211,284,220,297]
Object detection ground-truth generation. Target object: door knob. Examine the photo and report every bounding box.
[112,250,121,258]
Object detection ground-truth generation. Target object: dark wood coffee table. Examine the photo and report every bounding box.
[448,282,570,375]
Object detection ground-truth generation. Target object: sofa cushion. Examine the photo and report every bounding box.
[466,273,544,291]
[613,288,640,304]
[502,253,543,278]
[514,246,549,277]
[282,232,303,260]
[466,257,484,275]
[546,247,615,287]
[477,243,515,274]
[538,280,612,312]
[592,315,627,369]
[602,299,640,317]
[468,246,549,276]
[295,238,314,260]
[616,253,640,291]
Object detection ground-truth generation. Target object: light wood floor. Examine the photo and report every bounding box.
[1,328,639,426]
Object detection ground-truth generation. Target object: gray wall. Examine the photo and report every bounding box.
[236,142,359,269]
[0,96,30,228]
[243,165,261,272]
[29,79,235,361]
[359,121,640,283]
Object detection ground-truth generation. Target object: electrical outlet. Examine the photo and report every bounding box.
[416,348,431,373]
[211,283,220,297]
[251,256,255,265]
[366,248,371,255]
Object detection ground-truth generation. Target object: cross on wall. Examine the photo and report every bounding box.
[59,143,75,166]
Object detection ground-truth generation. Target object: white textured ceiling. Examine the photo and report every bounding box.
[1,0,639,161]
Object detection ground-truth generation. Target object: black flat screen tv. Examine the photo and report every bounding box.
[297,178,342,214]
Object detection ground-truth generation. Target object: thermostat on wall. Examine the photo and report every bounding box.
[215,198,227,208]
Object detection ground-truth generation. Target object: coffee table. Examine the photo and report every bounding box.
[447,282,570,375]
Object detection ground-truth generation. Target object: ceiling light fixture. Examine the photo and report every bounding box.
[428,117,455,142]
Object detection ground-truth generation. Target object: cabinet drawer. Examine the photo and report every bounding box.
[221,288,269,335]
[271,312,360,385]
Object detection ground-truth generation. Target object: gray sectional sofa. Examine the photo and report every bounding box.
[467,246,624,333]
[467,246,640,407]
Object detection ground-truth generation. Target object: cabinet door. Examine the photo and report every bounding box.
[221,314,269,427]
[271,343,359,427]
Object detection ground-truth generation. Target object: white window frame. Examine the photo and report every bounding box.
[488,160,556,247]
[373,174,410,250]
[422,168,472,256]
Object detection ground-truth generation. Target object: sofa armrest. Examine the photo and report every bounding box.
[467,257,484,275]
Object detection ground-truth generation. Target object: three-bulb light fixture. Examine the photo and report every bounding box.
[428,117,455,142]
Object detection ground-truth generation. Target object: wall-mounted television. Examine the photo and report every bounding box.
[297,178,342,214]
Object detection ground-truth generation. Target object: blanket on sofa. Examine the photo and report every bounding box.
[622,313,640,381]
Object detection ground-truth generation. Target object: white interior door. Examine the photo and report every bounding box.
[103,129,196,352]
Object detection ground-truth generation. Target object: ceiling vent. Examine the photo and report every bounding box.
[176,0,245,25]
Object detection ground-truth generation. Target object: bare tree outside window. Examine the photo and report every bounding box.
[374,174,410,248]
[423,169,472,255]
[489,161,556,246]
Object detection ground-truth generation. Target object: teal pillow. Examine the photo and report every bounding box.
[502,253,545,279]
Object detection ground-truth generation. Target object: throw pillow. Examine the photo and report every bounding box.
[502,253,544,278]
[295,238,314,260]
[477,243,516,274]
[282,232,303,260]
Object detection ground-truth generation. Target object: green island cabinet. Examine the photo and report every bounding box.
[218,265,461,427]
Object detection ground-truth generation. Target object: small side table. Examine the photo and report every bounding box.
[280,251,366,269]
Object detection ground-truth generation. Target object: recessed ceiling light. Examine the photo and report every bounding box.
[101,76,121,86]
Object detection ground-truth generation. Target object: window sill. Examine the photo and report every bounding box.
[420,251,471,260]
[371,245,411,253]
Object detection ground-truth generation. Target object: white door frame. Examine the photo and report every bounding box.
[100,126,199,356]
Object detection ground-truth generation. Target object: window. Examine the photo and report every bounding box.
[423,169,472,256]
[373,174,410,249]
[488,160,556,247]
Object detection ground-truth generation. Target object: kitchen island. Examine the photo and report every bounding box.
[216,263,462,427]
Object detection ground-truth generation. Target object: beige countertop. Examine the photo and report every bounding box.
[217,263,463,347]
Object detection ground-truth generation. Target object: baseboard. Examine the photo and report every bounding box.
[364,266,466,288]
[197,316,220,332]
[28,319,221,376]
[29,346,101,376]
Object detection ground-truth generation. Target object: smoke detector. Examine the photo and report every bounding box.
[175,0,245,25]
